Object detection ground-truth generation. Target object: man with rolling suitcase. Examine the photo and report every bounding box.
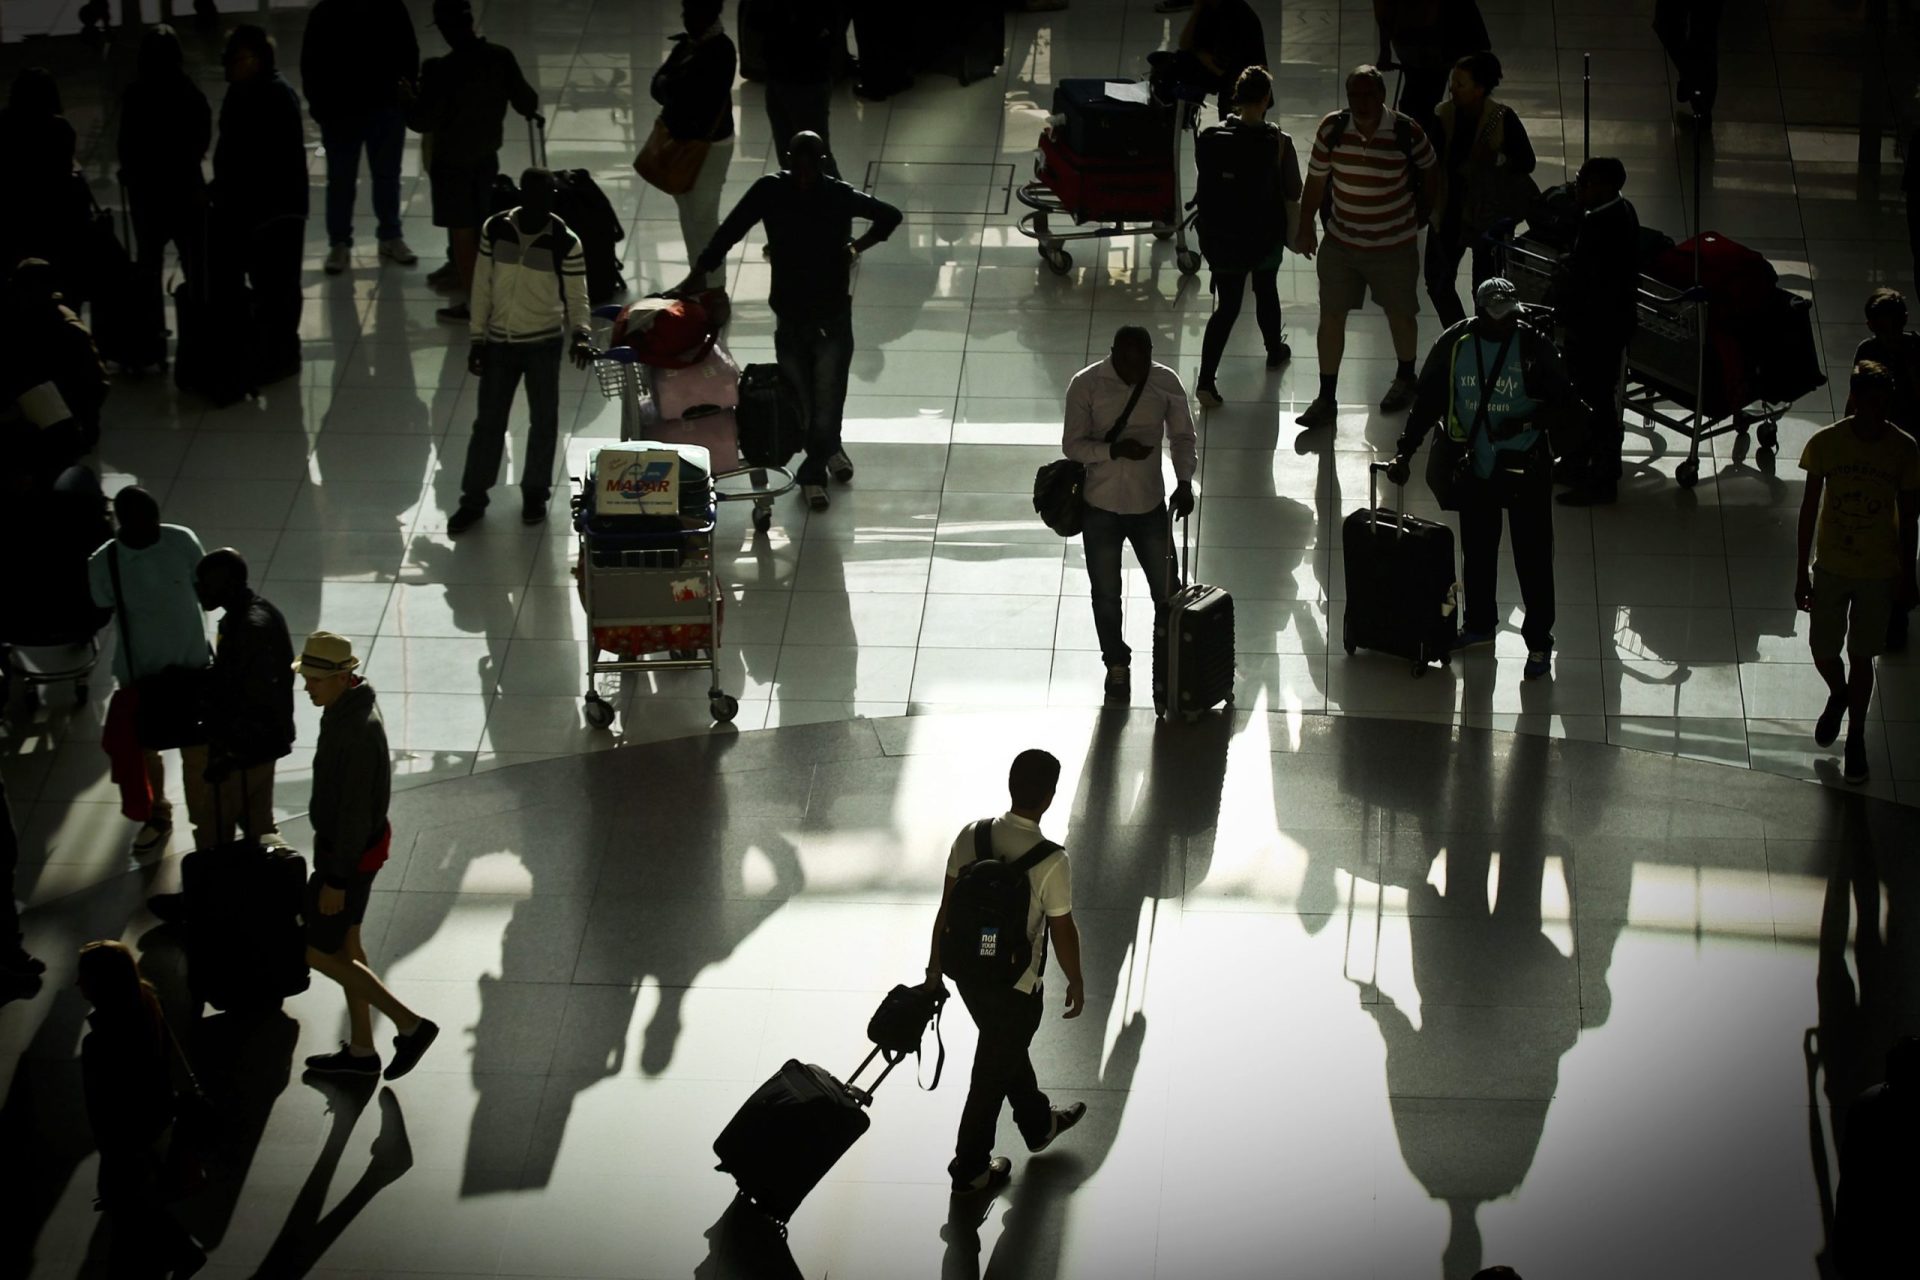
[925,749,1086,1196]
[1062,326,1196,701]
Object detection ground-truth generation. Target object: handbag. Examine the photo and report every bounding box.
[866,982,947,1091]
[1033,377,1149,537]
[107,543,208,751]
[633,116,710,195]
[1424,328,1513,512]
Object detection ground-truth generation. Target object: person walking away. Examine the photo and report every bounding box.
[76,940,207,1275]
[1373,0,1492,141]
[1795,361,1920,785]
[0,68,82,271]
[651,1,737,293]
[924,750,1087,1196]
[295,632,440,1080]
[1423,51,1535,328]
[675,131,902,511]
[1294,65,1440,430]
[1175,0,1267,120]
[762,0,841,177]
[1062,326,1196,700]
[1193,66,1301,408]
[117,26,211,325]
[1387,279,1584,680]
[87,487,212,857]
[1552,157,1640,507]
[1653,0,1724,124]
[212,25,310,386]
[1853,288,1920,652]
[403,0,541,324]
[447,169,594,534]
[1834,1038,1920,1279]
[303,0,421,275]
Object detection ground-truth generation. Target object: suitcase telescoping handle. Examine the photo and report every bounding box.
[845,1045,900,1103]
[1367,460,1410,535]
[527,112,548,168]
[1165,508,1194,596]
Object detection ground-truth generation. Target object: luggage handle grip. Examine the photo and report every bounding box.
[1367,461,1409,535]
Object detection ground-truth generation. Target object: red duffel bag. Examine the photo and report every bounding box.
[612,295,717,369]
[1652,232,1778,313]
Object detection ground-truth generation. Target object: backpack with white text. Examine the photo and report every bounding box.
[938,820,1061,988]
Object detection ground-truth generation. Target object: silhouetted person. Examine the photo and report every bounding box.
[0,67,81,271]
[1373,0,1491,141]
[255,1080,414,1275]
[1553,156,1640,507]
[1834,1037,1920,1279]
[762,0,841,176]
[303,0,421,274]
[651,0,738,292]
[3,257,109,454]
[117,25,211,312]
[1653,0,1724,124]
[1175,0,1268,120]
[0,775,43,1003]
[212,25,308,386]
[1423,51,1535,328]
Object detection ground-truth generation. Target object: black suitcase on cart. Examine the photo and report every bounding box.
[714,1046,903,1224]
[1153,516,1235,720]
[1050,79,1173,161]
[736,363,806,468]
[1342,463,1458,676]
[181,790,310,1014]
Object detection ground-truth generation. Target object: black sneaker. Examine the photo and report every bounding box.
[1266,342,1291,368]
[1104,665,1130,701]
[1295,397,1337,430]
[1379,376,1418,413]
[447,505,485,536]
[1195,382,1223,409]
[1814,691,1847,748]
[1843,734,1870,785]
[1026,1101,1087,1153]
[384,1018,440,1080]
[305,1043,382,1076]
[521,498,546,526]
[827,449,855,484]
[951,1155,1013,1195]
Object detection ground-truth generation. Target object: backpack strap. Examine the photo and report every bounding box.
[972,817,996,864]
[1009,839,1063,979]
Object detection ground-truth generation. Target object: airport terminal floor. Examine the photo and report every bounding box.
[3,0,1918,1277]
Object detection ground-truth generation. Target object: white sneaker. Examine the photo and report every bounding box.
[378,237,418,266]
[323,244,351,275]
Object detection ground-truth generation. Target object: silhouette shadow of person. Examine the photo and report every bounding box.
[249,1080,414,1278]
[695,1191,806,1280]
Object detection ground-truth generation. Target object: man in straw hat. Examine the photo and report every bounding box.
[294,632,439,1080]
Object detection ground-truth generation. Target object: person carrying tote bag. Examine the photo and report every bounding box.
[643,1,737,292]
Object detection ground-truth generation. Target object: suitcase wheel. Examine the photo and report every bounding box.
[1042,246,1073,276]
[1175,250,1202,276]
[1410,660,1427,679]
[583,693,616,729]
[710,693,739,723]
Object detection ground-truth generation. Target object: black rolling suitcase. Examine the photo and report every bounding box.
[181,783,310,1014]
[1153,515,1235,720]
[89,187,169,373]
[1341,463,1458,676]
[736,363,807,468]
[171,268,252,408]
[1051,79,1173,161]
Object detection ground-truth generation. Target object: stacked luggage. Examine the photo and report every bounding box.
[1645,231,1825,414]
[1036,79,1178,224]
[574,441,721,669]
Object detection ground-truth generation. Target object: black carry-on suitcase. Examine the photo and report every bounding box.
[736,363,807,468]
[714,1046,900,1224]
[181,779,310,1014]
[1050,79,1174,161]
[89,185,169,373]
[1341,462,1458,676]
[1153,515,1235,720]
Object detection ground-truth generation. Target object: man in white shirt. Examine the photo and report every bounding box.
[925,750,1087,1196]
[1062,326,1198,701]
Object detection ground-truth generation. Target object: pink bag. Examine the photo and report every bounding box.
[647,407,741,472]
[651,344,741,422]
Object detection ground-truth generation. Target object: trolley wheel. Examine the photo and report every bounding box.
[1175,249,1202,276]
[583,695,615,729]
[1344,640,1357,656]
[1757,422,1779,450]
[1676,458,1701,488]
[1411,661,1428,679]
[710,693,739,723]
[752,504,772,534]
[1152,229,1174,242]
[1042,247,1073,275]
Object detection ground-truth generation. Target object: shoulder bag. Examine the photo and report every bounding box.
[1425,328,1513,512]
[1033,376,1149,537]
[108,543,208,750]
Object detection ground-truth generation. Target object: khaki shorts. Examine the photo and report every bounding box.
[1808,568,1893,662]
[1316,235,1421,315]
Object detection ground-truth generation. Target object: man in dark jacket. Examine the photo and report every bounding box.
[212,25,309,386]
[1552,156,1640,507]
[675,132,902,511]
[302,0,421,275]
[296,632,439,1081]
[761,0,840,176]
[404,0,540,322]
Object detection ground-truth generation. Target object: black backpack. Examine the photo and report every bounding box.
[1193,120,1283,272]
[938,819,1062,988]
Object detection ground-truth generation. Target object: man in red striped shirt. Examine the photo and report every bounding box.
[1293,66,1439,430]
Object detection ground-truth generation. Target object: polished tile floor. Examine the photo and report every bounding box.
[3,0,1919,1274]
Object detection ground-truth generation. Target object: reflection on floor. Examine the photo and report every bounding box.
[6,709,1915,1278]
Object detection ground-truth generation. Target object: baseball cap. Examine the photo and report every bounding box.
[1474,278,1520,320]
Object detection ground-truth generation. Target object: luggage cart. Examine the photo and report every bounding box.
[1015,79,1209,278]
[3,637,99,707]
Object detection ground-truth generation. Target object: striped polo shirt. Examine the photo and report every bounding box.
[1307,110,1437,251]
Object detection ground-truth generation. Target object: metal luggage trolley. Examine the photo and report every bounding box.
[1015,79,1210,278]
[4,638,99,707]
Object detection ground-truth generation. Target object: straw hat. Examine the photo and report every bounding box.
[292,631,360,678]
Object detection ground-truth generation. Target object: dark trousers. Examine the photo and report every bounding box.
[774,311,855,484]
[1082,502,1172,668]
[129,183,204,304]
[765,77,839,178]
[1653,0,1726,112]
[1565,328,1629,482]
[320,108,406,246]
[460,338,563,508]
[1424,223,1497,329]
[1199,267,1282,384]
[1460,478,1556,652]
[1398,67,1447,142]
[215,213,306,379]
[951,982,1050,1180]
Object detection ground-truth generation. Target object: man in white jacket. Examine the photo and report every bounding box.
[449,168,594,533]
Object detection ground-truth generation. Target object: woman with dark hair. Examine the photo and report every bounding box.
[77,940,207,1275]
[1193,66,1302,407]
[0,67,83,268]
[118,26,213,304]
[1373,0,1492,140]
[1422,50,1536,328]
[648,0,737,293]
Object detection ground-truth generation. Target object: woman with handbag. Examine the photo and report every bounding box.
[644,0,737,293]
[78,940,208,1276]
[1423,51,1536,328]
[1387,279,1584,681]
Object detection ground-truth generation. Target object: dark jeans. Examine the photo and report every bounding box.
[459,338,563,509]
[1199,268,1282,385]
[774,311,855,484]
[951,982,1050,1181]
[1459,477,1556,652]
[765,76,839,179]
[1424,223,1498,329]
[1565,328,1629,482]
[1082,502,1172,668]
[320,108,406,246]
[214,213,306,379]
[129,182,204,305]
[1653,0,1726,113]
